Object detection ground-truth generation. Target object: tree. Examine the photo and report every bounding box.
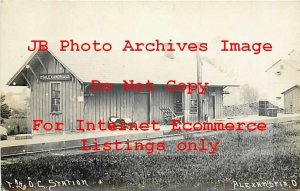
[240,84,259,104]
[1,95,12,122]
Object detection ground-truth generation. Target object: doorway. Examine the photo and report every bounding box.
[133,92,150,123]
[209,96,216,119]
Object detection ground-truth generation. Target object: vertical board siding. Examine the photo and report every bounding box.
[283,87,300,113]
[29,53,84,134]
[28,52,225,134]
[150,86,175,123]
[85,85,176,125]
[185,86,223,122]
[84,85,134,124]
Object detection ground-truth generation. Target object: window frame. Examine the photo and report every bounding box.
[174,92,184,113]
[190,92,198,114]
[50,82,62,114]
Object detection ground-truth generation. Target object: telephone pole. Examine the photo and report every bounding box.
[196,50,203,121]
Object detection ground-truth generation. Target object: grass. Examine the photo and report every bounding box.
[1,122,300,191]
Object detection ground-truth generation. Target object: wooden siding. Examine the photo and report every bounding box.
[26,52,224,134]
[203,87,223,120]
[150,86,176,123]
[84,85,176,124]
[84,86,134,124]
[28,52,84,134]
[185,86,223,122]
[83,86,224,125]
[283,87,300,113]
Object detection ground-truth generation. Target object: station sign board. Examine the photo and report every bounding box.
[39,73,72,81]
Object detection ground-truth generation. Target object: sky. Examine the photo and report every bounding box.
[1,1,300,108]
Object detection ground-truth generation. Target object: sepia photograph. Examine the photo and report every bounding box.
[0,1,300,191]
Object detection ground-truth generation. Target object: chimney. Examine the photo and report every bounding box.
[164,40,174,59]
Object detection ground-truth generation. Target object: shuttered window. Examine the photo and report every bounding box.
[51,83,61,113]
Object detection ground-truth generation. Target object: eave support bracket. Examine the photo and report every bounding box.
[36,55,48,73]
[21,73,31,88]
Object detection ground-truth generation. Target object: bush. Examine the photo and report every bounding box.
[3,117,29,135]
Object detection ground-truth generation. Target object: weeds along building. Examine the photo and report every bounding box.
[7,50,238,134]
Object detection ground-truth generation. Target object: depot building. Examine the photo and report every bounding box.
[7,50,238,134]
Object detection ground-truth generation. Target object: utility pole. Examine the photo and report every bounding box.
[196,49,203,121]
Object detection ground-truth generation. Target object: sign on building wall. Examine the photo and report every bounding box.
[39,73,72,81]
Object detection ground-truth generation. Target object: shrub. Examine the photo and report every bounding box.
[3,117,28,135]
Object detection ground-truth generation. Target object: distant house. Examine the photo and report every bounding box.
[265,50,300,108]
[281,84,300,113]
[7,50,237,134]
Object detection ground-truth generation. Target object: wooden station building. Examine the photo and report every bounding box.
[281,84,300,113]
[7,50,237,134]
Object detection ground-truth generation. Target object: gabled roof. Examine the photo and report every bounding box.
[265,50,300,72]
[7,49,238,87]
[6,50,83,86]
[281,84,300,94]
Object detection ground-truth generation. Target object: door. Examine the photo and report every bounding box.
[208,96,216,119]
[133,93,150,123]
[212,96,216,119]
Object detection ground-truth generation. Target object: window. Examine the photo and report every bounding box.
[190,93,198,114]
[51,83,61,113]
[174,92,183,113]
